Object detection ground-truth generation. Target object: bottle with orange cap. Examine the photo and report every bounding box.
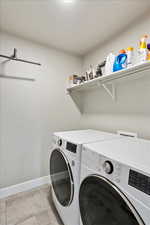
[126,47,134,68]
[138,35,148,64]
[113,49,127,72]
[119,49,126,54]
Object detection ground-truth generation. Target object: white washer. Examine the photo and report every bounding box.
[49,130,120,225]
[79,137,150,225]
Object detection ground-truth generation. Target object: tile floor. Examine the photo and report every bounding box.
[0,184,63,225]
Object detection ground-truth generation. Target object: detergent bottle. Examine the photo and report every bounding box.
[105,53,115,75]
[113,49,127,72]
[138,35,148,64]
[126,47,134,68]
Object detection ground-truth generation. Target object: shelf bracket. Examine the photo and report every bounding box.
[102,83,116,101]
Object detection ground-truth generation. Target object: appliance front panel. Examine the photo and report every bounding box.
[79,175,144,225]
[81,146,150,209]
[50,149,74,207]
[80,146,150,225]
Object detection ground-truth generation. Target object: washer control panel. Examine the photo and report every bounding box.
[82,147,122,183]
[52,136,65,149]
[129,169,150,196]
[102,159,122,183]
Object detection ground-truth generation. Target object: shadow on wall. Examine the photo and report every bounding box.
[69,72,150,139]
[70,72,150,115]
[0,57,38,81]
[69,91,84,114]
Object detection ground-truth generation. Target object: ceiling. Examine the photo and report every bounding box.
[0,0,150,56]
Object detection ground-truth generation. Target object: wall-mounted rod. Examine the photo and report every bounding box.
[0,48,41,66]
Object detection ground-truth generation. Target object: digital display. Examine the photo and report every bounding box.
[128,169,150,195]
[66,142,77,153]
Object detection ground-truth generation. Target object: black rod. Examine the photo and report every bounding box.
[0,54,41,66]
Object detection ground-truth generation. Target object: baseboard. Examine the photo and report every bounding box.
[0,175,51,199]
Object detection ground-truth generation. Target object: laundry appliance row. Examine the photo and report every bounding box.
[49,129,150,225]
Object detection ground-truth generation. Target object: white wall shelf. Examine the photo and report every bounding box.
[67,62,150,101]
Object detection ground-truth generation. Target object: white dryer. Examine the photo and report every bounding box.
[79,137,150,225]
[49,130,120,225]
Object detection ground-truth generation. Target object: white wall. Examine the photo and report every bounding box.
[0,32,82,188]
[1,12,150,189]
[81,12,150,139]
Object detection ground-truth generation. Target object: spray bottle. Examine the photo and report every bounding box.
[138,35,148,64]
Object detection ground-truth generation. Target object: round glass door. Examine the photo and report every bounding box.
[79,175,144,225]
[50,149,74,207]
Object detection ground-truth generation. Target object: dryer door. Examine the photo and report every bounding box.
[79,175,145,225]
[50,149,74,207]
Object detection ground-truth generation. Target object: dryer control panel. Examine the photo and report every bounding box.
[53,136,77,154]
[66,142,77,153]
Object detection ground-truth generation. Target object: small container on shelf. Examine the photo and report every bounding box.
[126,47,134,68]
[138,35,148,64]
[95,60,106,77]
[105,53,115,75]
[89,65,95,80]
[68,74,87,88]
[68,74,79,88]
[85,71,89,81]
[80,76,86,83]
[147,43,150,61]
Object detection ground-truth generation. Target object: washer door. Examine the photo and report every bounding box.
[50,149,74,207]
[79,175,145,225]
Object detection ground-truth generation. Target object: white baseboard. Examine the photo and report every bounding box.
[0,175,51,199]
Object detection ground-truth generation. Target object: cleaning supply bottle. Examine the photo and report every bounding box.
[147,43,150,61]
[113,49,127,72]
[126,47,134,68]
[138,35,148,64]
[88,65,94,80]
[105,53,115,75]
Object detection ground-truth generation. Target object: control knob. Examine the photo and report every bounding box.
[103,161,114,174]
[58,139,62,147]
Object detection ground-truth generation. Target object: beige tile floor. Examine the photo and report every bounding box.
[0,184,63,225]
